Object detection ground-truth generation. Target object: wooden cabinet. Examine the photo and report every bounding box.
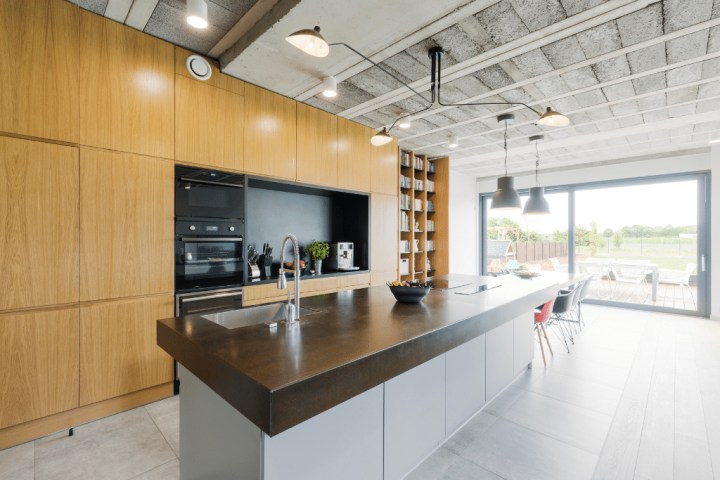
[0,137,79,311]
[296,103,338,187]
[243,84,297,180]
[337,118,372,192]
[446,334,486,435]
[0,307,79,429]
[79,295,174,405]
[79,148,174,301]
[337,274,371,291]
[384,356,445,480]
[0,0,79,143]
[244,277,338,306]
[79,10,174,159]
[370,193,399,285]
[371,139,398,195]
[175,74,245,171]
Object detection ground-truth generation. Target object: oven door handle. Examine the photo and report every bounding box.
[180,291,244,303]
[180,237,243,242]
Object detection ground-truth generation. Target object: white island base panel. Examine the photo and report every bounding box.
[178,311,534,480]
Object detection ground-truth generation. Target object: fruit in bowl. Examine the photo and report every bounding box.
[387,280,432,303]
[284,260,306,269]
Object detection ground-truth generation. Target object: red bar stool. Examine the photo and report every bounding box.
[534,299,555,367]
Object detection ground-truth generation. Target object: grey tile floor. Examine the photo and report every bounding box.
[1,305,719,480]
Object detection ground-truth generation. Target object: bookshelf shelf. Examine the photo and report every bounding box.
[398,150,448,283]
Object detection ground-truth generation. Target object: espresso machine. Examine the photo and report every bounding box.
[327,242,358,271]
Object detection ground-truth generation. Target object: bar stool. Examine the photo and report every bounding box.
[534,299,555,366]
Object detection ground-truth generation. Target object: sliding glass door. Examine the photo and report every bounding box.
[480,173,709,316]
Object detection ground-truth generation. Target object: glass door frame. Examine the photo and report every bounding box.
[479,171,711,317]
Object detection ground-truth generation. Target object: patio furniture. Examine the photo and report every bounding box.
[549,257,567,272]
[658,263,696,308]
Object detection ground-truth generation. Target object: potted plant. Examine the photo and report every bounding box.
[305,240,330,275]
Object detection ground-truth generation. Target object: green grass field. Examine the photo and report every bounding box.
[576,236,697,271]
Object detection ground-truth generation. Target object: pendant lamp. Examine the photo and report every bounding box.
[285,26,330,57]
[523,135,551,216]
[370,127,393,146]
[490,114,522,211]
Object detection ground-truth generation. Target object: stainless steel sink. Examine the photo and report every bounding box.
[201,303,320,329]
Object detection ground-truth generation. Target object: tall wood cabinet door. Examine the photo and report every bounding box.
[371,139,398,195]
[79,11,174,159]
[0,0,79,143]
[296,103,337,187]
[0,307,79,429]
[0,137,79,311]
[337,118,372,192]
[243,84,296,180]
[370,193,398,284]
[79,149,174,301]
[79,295,174,405]
[175,74,244,171]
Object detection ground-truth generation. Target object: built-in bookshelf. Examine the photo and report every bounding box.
[398,150,449,283]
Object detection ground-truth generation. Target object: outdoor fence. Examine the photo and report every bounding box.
[512,242,568,264]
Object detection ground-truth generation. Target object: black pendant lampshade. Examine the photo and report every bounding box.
[491,176,522,210]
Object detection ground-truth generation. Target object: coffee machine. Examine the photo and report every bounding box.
[327,242,358,271]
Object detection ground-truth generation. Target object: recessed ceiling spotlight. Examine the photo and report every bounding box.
[447,135,459,149]
[398,113,412,129]
[186,0,208,29]
[322,76,337,97]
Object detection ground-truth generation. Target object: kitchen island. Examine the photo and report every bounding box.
[157,273,576,480]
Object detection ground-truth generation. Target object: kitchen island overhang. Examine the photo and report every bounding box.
[157,274,576,437]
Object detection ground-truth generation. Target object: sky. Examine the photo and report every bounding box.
[488,180,699,234]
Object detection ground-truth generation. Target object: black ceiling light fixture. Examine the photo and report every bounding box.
[490,114,522,212]
[286,35,571,146]
[523,135,551,216]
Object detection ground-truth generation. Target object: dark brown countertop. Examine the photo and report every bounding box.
[157,273,579,436]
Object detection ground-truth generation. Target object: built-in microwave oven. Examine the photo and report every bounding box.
[175,165,245,220]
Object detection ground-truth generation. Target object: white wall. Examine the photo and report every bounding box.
[476,151,719,319]
[449,170,478,275]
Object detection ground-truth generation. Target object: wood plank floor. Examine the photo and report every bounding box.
[0,305,718,479]
[410,305,720,480]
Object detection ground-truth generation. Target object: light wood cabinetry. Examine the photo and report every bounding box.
[0,0,79,143]
[0,307,79,429]
[79,148,174,301]
[244,277,339,306]
[175,74,245,171]
[174,47,244,95]
[296,103,338,187]
[371,139,399,195]
[337,274,371,291]
[79,295,174,405]
[337,118,372,192]
[370,193,399,285]
[399,152,449,283]
[79,10,174,159]
[0,137,79,311]
[243,84,297,180]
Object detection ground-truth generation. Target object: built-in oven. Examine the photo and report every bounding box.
[175,220,244,292]
[175,165,245,220]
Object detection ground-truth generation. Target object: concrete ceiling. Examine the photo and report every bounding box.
[69,0,720,179]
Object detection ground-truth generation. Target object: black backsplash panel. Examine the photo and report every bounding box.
[245,181,369,272]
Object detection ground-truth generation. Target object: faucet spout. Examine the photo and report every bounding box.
[278,234,301,323]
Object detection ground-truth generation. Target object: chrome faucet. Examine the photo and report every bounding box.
[277,234,300,323]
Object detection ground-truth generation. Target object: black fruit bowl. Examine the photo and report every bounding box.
[389,285,431,303]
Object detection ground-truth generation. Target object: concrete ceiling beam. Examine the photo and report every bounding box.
[124,0,159,31]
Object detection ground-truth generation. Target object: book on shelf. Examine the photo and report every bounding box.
[414,198,422,211]
[400,193,411,210]
[400,174,412,189]
[426,179,435,192]
[414,178,424,191]
[426,219,435,231]
[427,161,435,173]
[426,240,435,251]
[399,240,410,254]
[400,151,412,167]
[400,211,410,231]
[427,200,434,212]
[413,156,424,170]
